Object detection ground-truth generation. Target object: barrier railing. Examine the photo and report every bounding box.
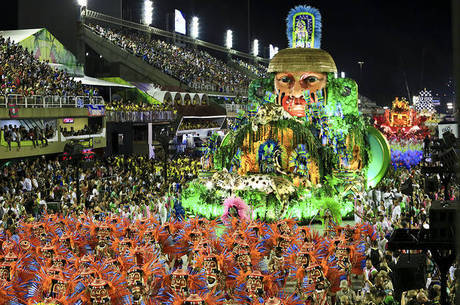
[0,95,104,108]
[106,110,176,122]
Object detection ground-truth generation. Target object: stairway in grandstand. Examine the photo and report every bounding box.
[79,24,186,89]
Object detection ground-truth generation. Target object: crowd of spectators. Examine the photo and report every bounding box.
[0,36,93,98]
[0,155,200,227]
[2,124,54,150]
[351,164,459,305]
[60,124,103,137]
[106,99,176,112]
[178,120,220,131]
[88,24,252,94]
[233,58,269,78]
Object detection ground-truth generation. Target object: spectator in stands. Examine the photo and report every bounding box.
[1,124,54,150]
[0,36,93,98]
[88,23,261,95]
[11,127,20,149]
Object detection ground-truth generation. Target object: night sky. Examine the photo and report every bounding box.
[1,0,454,106]
[139,0,454,106]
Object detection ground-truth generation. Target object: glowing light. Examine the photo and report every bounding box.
[447,103,453,109]
[226,30,233,49]
[143,0,153,25]
[77,0,87,7]
[190,16,199,39]
[340,71,345,78]
[174,9,186,34]
[253,39,259,57]
[269,44,278,59]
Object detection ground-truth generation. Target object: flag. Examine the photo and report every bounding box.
[8,102,18,118]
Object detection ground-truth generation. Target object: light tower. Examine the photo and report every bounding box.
[190,16,199,39]
[252,39,259,57]
[143,0,153,25]
[226,30,233,49]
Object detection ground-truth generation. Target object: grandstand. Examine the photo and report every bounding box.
[79,9,267,96]
[0,5,270,158]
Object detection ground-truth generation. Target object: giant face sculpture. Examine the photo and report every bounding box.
[275,71,327,117]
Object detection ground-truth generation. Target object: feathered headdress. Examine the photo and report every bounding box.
[286,5,322,48]
[221,196,250,222]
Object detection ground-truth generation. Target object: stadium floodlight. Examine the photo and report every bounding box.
[269,44,279,59]
[191,17,199,39]
[226,30,233,49]
[253,39,259,57]
[340,71,345,78]
[143,0,153,25]
[77,0,87,7]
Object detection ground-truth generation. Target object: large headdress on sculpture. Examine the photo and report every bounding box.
[268,5,336,73]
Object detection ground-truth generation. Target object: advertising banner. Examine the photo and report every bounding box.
[438,123,458,138]
[87,105,105,117]
[175,9,186,35]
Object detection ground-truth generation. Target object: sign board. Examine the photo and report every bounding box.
[438,123,458,138]
[87,105,105,117]
[174,9,186,35]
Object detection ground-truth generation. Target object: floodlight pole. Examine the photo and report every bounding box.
[358,61,364,84]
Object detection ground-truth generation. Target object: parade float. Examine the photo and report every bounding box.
[374,95,434,170]
[181,6,391,221]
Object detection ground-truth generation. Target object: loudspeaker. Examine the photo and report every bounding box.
[63,143,84,155]
[442,131,456,148]
[424,176,439,193]
[393,253,426,300]
[429,200,457,242]
[400,178,413,196]
[439,148,458,171]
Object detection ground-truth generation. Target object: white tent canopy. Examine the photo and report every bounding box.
[73,76,135,88]
[0,29,41,43]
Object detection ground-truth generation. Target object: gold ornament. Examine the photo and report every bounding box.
[268,48,337,73]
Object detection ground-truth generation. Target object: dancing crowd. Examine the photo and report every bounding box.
[0,37,90,97]
[0,151,455,304]
[88,24,252,94]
